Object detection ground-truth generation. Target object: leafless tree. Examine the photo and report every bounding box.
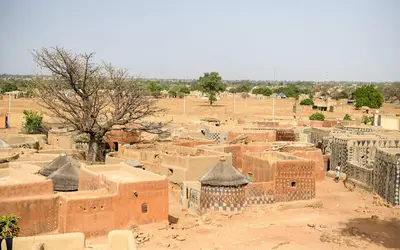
[31,47,167,161]
[382,82,400,103]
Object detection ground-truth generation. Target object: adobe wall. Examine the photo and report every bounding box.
[275,129,296,141]
[78,167,118,193]
[69,165,169,236]
[114,179,169,226]
[282,149,325,181]
[242,153,276,183]
[180,181,201,211]
[47,132,75,150]
[245,181,275,204]
[105,152,126,165]
[186,153,232,181]
[118,146,142,159]
[174,140,215,148]
[0,114,5,128]
[346,161,373,190]
[0,195,59,236]
[0,178,53,199]
[39,149,86,160]
[12,232,85,250]
[274,160,315,202]
[228,129,276,142]
[58,194,118,237]
[104,130,140,150]
[373,148,400,206]
[380,116,400,130]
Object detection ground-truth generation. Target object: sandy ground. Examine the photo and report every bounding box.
[85,180,400,250]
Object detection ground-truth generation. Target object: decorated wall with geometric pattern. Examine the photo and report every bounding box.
[274,161,315,202]
[373,148,400,206]
[200,185,247,213]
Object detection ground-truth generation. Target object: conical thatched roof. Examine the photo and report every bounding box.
[47,162,79,191]
[0,139,10,149]
[39,155,80,177]
[200,156,249,186]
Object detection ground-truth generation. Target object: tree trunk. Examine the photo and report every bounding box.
[88,134,106,163]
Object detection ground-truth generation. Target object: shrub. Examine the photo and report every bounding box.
[241,92,250,99]
[22,110,44,134]
[0,214,21,238]
[362,115,374,125]
[300,98,314,106]
[309,112,325,121]
[343,114,352,121]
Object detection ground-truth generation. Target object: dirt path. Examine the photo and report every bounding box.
[86,180,400,250]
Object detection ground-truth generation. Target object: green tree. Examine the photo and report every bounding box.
[309,112,325,121]
[0,80,18,93]
[22,110,45,134]
[275,85,302,99]
[179,85,190,95]
[252,86,272,96]
[168,84,190,98]
[229,83,252,93]
[198,72,226,105]
[343,114,352,121]
[354,85,384,109]
[189,81,202,91]
[147,81,162,97]
[299,98,314,106]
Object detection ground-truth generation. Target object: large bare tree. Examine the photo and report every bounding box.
[32,47,166,161]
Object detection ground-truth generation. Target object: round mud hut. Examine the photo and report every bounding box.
[200,156,249,213]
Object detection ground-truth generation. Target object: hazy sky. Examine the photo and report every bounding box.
[0,0,399,81]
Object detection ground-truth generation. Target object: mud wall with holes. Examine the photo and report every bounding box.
[58,193,117,237]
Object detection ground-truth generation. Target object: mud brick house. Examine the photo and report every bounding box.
[243,151,315,202]
[0,162,168,237]
[158,145,232,183]
[103,124,141,151]
[180,151,316,213]
[197,142,324,181]
[199,156,249,213]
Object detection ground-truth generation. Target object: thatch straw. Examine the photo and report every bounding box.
[39,155,80,176]
[199,156,249,186]
[47,162,79,191]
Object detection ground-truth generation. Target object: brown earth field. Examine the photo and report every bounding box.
[1,96,400,132]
